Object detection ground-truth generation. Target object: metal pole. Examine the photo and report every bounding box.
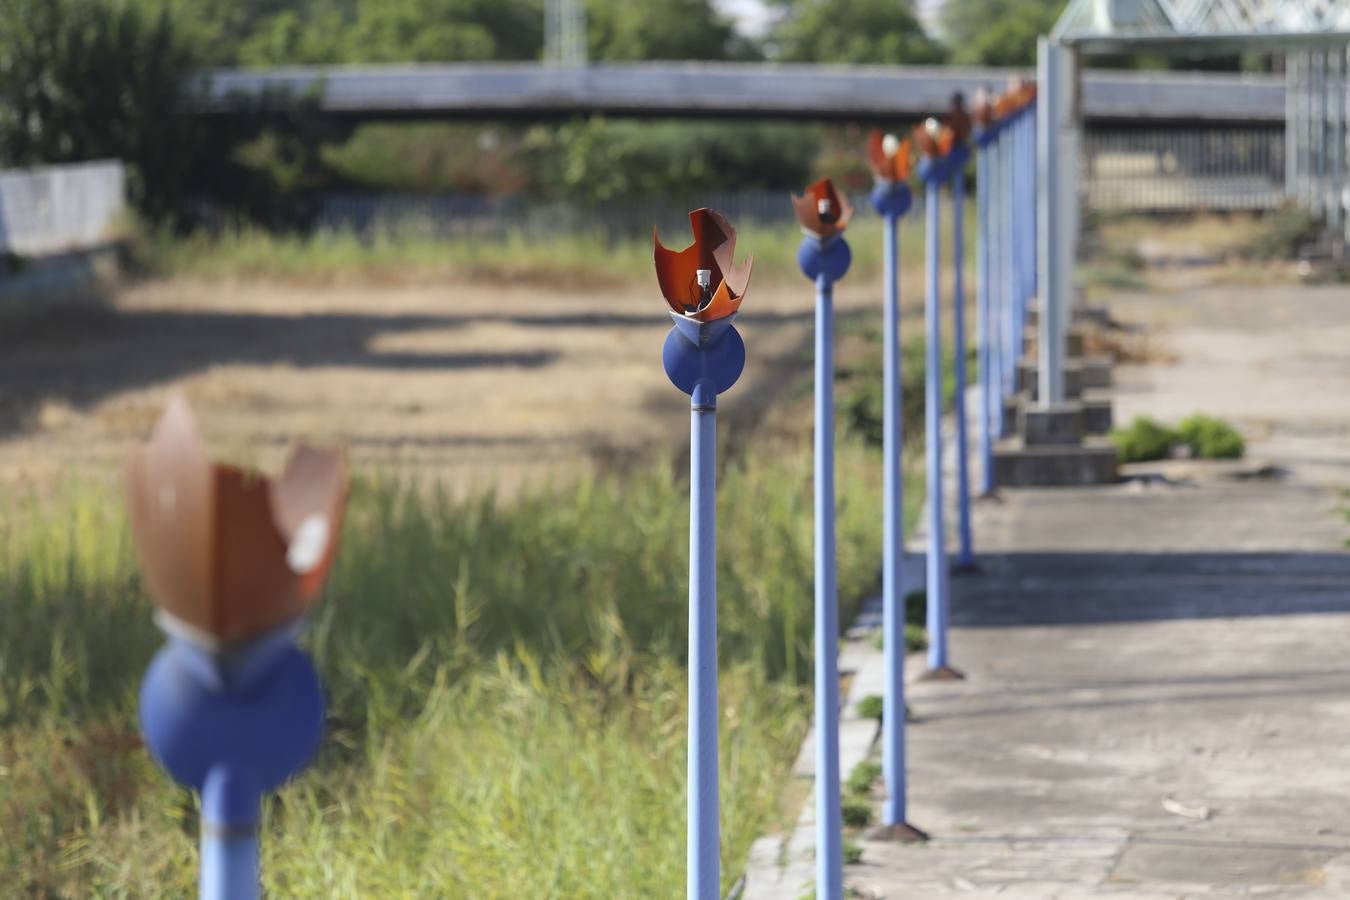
[976,136,995,494]
[922,181,952,676]
[814,271,844,900]
[1037,37,1065,409]
[201,770,260,900]
[950,172,975,570]
[687,383,719,900]
[989,127,1007,439]
[1000,125,1017,411]
[880,211,909,830]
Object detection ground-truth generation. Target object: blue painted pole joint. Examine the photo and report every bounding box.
[140,626,325,900]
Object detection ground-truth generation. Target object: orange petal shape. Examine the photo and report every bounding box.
[653,208,752,322]
[126,395,347,646]
[791,178,853,238]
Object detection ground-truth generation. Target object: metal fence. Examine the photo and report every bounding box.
[1081,126,1286,212]
[0,160,126,256]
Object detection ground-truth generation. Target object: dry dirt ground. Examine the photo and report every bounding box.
[0,272,902,493]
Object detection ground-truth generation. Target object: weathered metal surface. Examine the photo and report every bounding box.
[126,395,346,646]
[199,63,1286,124]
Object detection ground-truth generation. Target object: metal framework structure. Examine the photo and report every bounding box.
[1031,0,1350,408]
[544,0,587,67]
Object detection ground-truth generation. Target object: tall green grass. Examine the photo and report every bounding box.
[133,209,976,288]
[1,434,901,896]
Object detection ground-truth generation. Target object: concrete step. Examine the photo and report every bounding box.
[1023,325,1086,359]
[1019,355,1113,400]
[993,436,1118,487]
[1021,402,1084,446]
[1081,392,1114,435]
[1024,304,1113,331]
[1003,391,1113,438]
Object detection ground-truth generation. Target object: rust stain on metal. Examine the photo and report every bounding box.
[654,207,753,322]
[126,394,347,646]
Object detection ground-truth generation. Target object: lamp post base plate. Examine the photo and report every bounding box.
[868,822,930,843]
[919,665,966,682]
[951,559,983,577]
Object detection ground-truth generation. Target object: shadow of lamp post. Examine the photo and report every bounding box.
[128,396,346,900]
[655,208,751,900]
[792,177,852,900]
[914,117,968,682]
[864,132,929,844]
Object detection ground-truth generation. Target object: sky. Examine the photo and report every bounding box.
[712,0,949,39]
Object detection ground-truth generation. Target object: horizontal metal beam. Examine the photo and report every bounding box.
[199,62,1285,125]
[1064,30,1350,54]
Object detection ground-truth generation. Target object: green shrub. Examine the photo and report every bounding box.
[846,760,882,796]
[843,839,864,864]
[1177,414,1245,459]
[1241,203,1324,261]
[855,694,884,721]
[841,798,873,829]
[1110,416,1178,463]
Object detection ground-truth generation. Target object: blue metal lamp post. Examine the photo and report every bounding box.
[973,92,1000,496]
[792,178,853,900]
[913,120,965,682]
[128,396,346,900]
[864,133,928,843]
[946,95,978,575]
[655,208,752,900]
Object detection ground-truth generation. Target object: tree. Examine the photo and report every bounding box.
[234,0,544,66]
[940,0,1065,67]
[771,0,945,66]
[586,0,755,62]
[0,0,202,221]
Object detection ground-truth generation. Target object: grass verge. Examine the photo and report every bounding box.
[2,430,900,897]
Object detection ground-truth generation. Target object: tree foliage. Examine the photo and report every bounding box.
[586,0,757,62]
[523,117,820,204]
[0,0,202,221]
[940,0,1065,66]
[772,0,945,65]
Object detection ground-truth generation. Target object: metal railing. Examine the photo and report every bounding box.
[1081,126,1285,211]
[0,160,126,256]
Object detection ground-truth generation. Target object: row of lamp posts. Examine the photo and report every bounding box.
[659,82,1040,900]
[122,83,1040,900]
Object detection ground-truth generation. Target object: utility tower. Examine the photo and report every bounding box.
[545,0,587,66]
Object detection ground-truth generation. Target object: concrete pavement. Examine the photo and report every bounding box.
[747,282,1350,899]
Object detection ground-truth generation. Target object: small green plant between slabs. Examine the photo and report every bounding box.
[856,694,884,721]
[1112,413,1245,463]
[846,760,882,797]
[1177,414,1245,459]
[1110,415,1177,463]
[841,798,873,828]
[843,840,864,865]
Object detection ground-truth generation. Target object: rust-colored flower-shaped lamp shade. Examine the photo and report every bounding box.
[792,177,854,241]
[656,208,751,399]
[868,131,915,219]
[794,177,853,283]
[654,207,753,326]
[127,395,345,648]
[656,209,751,897]
[131,395,346,900]
[972,88,999,149]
